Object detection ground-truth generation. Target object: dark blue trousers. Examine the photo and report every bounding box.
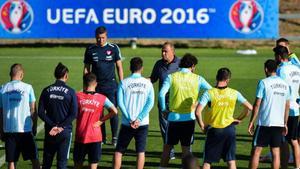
[42,130,72,169]
[97,88,119,141]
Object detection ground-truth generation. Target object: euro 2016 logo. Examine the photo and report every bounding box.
[229,0,263,34]
[0,0,33,34]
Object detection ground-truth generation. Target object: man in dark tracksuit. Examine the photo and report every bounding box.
[38,63,78,169]
[150,42,180,159]
[83,26,123,145]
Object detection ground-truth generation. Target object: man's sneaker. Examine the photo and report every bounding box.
[170,148,175,160]
[288,155,294,164]
[112,137,118,147]
[102,139,107,145]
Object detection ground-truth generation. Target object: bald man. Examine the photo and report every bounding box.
[0,64,40,169]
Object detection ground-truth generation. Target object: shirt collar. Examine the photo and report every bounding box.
[97,42,108,48]
[279,61,290,67]
[163,56,178,65]
[55,79,66,85]
[11,80,20,83]
[269,74,278,78]
[131,73,142,78]
[179,68,191,73]
[171,56,178,63]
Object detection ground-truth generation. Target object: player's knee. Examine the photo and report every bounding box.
[290,139,299,147]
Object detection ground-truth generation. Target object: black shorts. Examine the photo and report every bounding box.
[286,116,299,141]
[4,132,38,162]
[73,142,102,164]
[116,125,148,153]
[166,120,195,146]
[204,125,236,163]
[298,120,300,138]
[253,126,283,148]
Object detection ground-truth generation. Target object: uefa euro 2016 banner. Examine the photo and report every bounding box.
[0,0,278,39]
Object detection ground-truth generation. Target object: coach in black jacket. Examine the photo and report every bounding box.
[38,62,78,169]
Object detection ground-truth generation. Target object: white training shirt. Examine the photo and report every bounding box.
[256,75,290,127]
[277,62,300,116]
[117,73,154,126]
[0,80,36,132]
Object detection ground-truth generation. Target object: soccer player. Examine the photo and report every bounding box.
[276,38,300,66]
[195,68,252,169]
[159,53,212,168]
[74,73,118,169]
[83,26,123,145]
[274,45,300,168]
[38,63,78,169]
[150,42,180,159]
[0,64,40,169]
[260,38,300,164]
[248,59,290,169]
[113,57,154,169]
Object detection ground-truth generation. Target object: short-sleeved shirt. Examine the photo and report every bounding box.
[256,76,290,127]
[199,87,246,128]
[277,62,300,116]
[150,57,180,110]
[75,91,113,143]
[84,43,122,90]
[150,56,180,90]
[0,80,36,132]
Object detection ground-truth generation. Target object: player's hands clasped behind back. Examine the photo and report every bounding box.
[130,120,140,129]
[49,126,64,136]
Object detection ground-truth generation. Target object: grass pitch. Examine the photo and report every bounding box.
[0,47,298,169]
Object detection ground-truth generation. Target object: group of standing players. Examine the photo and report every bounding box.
[0,26,300,169]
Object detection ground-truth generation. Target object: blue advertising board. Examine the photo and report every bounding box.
[0,0,278,39]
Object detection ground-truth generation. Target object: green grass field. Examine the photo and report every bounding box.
[0,47,299,169]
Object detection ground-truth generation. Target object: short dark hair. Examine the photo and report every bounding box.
[54,62,69,79]
[276,38,289,46]
[95,26,107,36]
[216,67,231,81]
[83,73,97,87]
[10,63,23,77]
[273,45,289,59]
[179,53,198,68]
[130,57,143,73]
[264,59,277,73]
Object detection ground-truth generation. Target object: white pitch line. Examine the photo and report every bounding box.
[0,122,45,167]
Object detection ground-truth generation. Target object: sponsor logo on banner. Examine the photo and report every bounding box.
[0,0,34,34]
[229,0,263,34]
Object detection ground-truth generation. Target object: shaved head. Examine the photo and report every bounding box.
[10,63,23,78]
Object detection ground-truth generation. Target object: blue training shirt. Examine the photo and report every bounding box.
[38,80,78,131]
[84,42,122,90]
